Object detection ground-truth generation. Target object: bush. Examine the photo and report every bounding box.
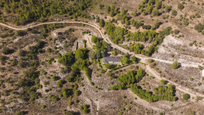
[183,19,189,26]
[160,79,165,85]
[18,49,25,56]
[171,61,179,69]
[16,111,24,115]
[183,93,190,100]
[41,105,46,109]
[194,23,204,32]
[131,56,138,63]
[198,65,203,70]
[74,90,80,96]
[178,3,184,10]
[16,30,24,36]
[171,10,177,16]
[52,75,58,81]
[41,70,47,75]
[142,25,151,30]
[2,47,13,54]
[58,52,74,66]
[64,111,74,115]
[67,100,72,105]
[174,29,180,34]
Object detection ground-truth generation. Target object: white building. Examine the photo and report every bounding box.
[53,30,58,36]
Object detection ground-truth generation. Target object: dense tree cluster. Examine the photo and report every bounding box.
[194,23,204,32]
[105,5,118,17]
[130,19,142,29]
[105,22,126,44]
[0,0,92,25]
[105,19,172,56]
[58,48,91,81]
[91,36,112,59]
[120,54,131,65]
[108,69,145,90]
[131,84,176,102]
[138,0,170,16]
[58,52,74,66]
[2,47,13,54]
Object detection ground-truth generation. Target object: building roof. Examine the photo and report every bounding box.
[103,57,120,64]
[53,30,57,33]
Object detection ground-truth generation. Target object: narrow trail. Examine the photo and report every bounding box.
[1,21,204,98]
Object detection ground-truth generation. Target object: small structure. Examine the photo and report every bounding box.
[53,30,58,36]
[76,40,83,50]
[103,57,121,65]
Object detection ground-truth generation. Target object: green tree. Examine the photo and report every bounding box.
[120,55,129,64]
[41,105,46,109]
[183,19,189,26]
[16,111,24,115]
[131,56,138,63]
[75,49,88,59]
[171,61,179,69]
[91,51,96,60]
[18,49,25,56]
[110,11,114,17]
[165,5,171,12]
[172,10,177,16]
[178,3,184,10]
[132,9,137,16]
[152,9,159,16]
[183,93,190,100]
[16,30,24,36]
[154,19,160,29]
[64,111,74,115]
[99,19,105,27]
[105,6,110,13]
[160,79,165,85]
[58,52,74,65]
[96,52,101,59]
[91,36,98,43]
[2,47,12,54]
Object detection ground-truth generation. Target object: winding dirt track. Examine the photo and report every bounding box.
[0,21,204,99]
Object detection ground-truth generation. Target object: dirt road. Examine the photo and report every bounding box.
[0,21,204,98]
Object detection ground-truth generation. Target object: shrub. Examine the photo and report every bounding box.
[41,70,47,75]
[171,61,179,69]
[68,100,72,105]
[47,48,52,53]
[194,23,204,32]
[51,75,58,81]
[183,93,190,100]
[122,102,127,106]
[131,56,138,63]
[198,82,202,86]
[183,19,189,26]
[178,3,184,10]
[41,105,46,109]
[74,90,80,96]
[174,29,180,34]
[16,30,24,36]
[160,79,165,85]
[18,49,25,56]
[58,52,74,66]
[2,47,13,54]
[64,111,74,115]
[198,65,203,70]
[172,10,177,16]
[16,111,24,115]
